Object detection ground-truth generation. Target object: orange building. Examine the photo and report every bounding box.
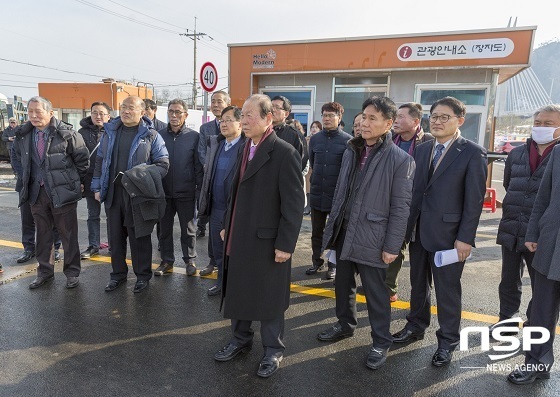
[228,26,536,148]
[38,80,153,129]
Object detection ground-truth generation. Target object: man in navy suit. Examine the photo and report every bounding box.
[198,106,246,296]
[198,91,231,276]
[392,96,487,367]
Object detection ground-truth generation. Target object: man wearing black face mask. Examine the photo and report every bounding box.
[494,105,560,339]
[507,104,560,385]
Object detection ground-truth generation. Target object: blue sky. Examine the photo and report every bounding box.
[0,0,556,101]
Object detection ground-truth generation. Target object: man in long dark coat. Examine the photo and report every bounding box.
[213,94,304,379]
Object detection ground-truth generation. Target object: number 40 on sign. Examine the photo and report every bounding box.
[200,62,218,92]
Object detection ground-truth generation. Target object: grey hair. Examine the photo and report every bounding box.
[168,98,189,112]
[212,90,231,105]
[534,104,560,118]
[28,96,53,112]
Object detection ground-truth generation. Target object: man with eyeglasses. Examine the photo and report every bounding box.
[271,96,308,171]
[153,99,203,278]
[92,96,169,293]
[385,103,434,302]
[143,98,167,132]
[78,102,112,260]
[198,91,230,275]
[392,96,487,367]
[12,96,89,289]
[306,102,352,280]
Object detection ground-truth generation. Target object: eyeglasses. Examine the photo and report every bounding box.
[91,111,109,117]
[321,113,338,119]
[167,110,186,116]
[9,121,17,124]
[120,105,140,112]
[221,118,239,124]
[272,105,286,111]
[429,114,459,123]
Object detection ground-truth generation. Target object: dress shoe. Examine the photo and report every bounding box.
[196,229,206,238]
[66,276,79,289]
[257,355,282,378]
[80,246,99,259]
[366,346,388,370]
[390,293,398,303]
[305,263,324,275]
[214,343,252,362]
[508,368,550,385]
[186,263,197,276]
[325,267,336,280]
[489,320,519,337]
[104,279,126,292]
[54,250,61,262]
[154,262,173,276]
[199,263,216,276]
[431,348,453,367]
[392,328,425,343]
[133,280,149,293]
[317,323,354,342]
[208,285,222,296]
[0,264,3,273]
[16,250,35,263]
[29,275,54,289]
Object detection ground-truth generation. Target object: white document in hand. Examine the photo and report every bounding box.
[327,250,336,265]
[434,248,472,267]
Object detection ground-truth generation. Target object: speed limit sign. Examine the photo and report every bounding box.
[200,62,218,92]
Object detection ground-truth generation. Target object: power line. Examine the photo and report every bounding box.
[107,0,186,30]
[72,0,182,35]
[0,83,36,89]
[0,57,109,79]
[0,72,80,83]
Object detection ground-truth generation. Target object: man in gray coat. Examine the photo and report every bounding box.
[317,96,415,370]
[508,106,560,385]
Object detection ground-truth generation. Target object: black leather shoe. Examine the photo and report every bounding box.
[54,250,61,262]
[29,275,54,289]
[508,368,550,385]
[104,279,126,292]
[196,229,206,238]
[489,320,519,337]
[17,250,35,263]
[305,263,324,275]
[366,346,388,370]
[154,262,173,276]
[208,285,222,296]
[199,263,216,276]
[392,328,425,343]
[214,343,252,362]
[325,267,336,280]
[66,276,79,289]
[317,323,354,342]
[133,280,149,293]
[80,246,99,259]
[257,355,282,378]
[431,348,453,367]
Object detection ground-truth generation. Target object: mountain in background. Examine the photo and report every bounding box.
[531,40,560,103]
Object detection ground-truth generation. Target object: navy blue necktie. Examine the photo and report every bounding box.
[432,144,445,170]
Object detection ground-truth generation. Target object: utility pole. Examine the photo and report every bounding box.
[179,17,207,109]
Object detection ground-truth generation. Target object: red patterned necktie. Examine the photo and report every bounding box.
[37,130,45,161]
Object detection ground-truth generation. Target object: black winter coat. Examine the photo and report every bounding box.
[496,139,557,252]
[78,116,107,197]
[308,128,352,212]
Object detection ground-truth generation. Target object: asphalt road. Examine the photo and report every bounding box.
[1,163,559,397]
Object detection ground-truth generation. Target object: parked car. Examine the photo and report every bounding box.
[494,140,526,154]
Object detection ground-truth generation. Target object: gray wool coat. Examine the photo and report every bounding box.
[526,144,560,281]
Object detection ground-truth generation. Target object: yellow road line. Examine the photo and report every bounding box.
[0,187,15,192]
[3,238,557,332]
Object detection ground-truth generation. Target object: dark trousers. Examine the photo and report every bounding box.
[334,228,392,349]
[20,199,61,252]
[198,214,208,232]
[407,229,465,350]
[310,207,332,268]
[159,197,196,264]
[106,185,152,281]
[498,246,535,321]
[525,270,560,367]
[85,195,101,249]
[209,208,226,286]
[230,317,285,358]
[30,186,80,278]
[385,241,407,296]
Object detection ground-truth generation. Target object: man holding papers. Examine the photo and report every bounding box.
[392,96,487,367]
